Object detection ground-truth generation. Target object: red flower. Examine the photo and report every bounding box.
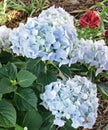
[105,30,108,38]
[79,10,101,28]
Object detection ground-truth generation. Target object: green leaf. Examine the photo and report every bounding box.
[13,61,26,70]
[0,51,12,64]
[98,82,108,96]
[41,125,56,130]
[60,65,71,77]
[23,110,42,130]
[60,119,76,130]
[15,124,23,130]
[0,66,8,79]
[26,59,45,77]
[0,78,17,94]
[0,99,16,128]
[60,124,76,130]
[7,63,17,80]
[0,94,2,100]
[16,111,26,125]
[87,67,96,82]
[0,128,9,130]
[103,72,108,80]
[60,127,76,130]
[70,63,88,74]
[37,70,57,86]
[0,63,17,80]
[14,88,37,111]
[17,70,36,87]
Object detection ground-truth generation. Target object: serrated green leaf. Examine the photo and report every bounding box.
[0,99,16,128]
[37,70,57,86]
[0,78,17,94]
[23,110,42,130]
[0,63,17,80]
[14,88,37,111]
[17,70,36,87]
[26,59,45,77]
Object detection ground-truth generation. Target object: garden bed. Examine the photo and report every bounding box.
[0,0,108,130]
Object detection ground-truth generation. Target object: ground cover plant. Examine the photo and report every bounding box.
[0,0,108,130]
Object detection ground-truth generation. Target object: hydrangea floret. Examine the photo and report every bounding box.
[40,75,99,129]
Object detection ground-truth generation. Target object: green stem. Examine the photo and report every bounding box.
[4,0,7,14]
[56,126,60,130]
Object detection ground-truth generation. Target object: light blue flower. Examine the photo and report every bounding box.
[40,75,99,128]
[77,38,108,75]
[38,6,74,25]
[103,61,108,70]
[9,6,108,74]
[53,118,65,127]
[0,25,11,52]
[9,6,78,66]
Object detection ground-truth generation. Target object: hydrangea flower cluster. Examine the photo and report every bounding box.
[40,75,99,129]
[77,38,108,75]
[9,6,108,74]
[9,6,78,66]
[0,25,11,52]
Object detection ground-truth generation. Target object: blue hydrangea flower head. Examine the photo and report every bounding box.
[40,75,99,129]
[9,6,78,65]
[77,38,108,75]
